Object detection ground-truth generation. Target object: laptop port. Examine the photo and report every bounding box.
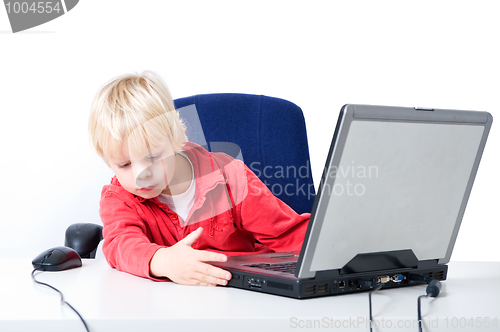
[247,278,264,290]
[339,281,346,288]
[392,274,404,283]
[377,276,391,284]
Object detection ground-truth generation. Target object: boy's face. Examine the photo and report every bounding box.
[108,136,176,199]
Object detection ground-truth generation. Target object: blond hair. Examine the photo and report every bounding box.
[89,71,187,165]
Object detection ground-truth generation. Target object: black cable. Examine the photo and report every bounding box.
[355,279,382,332]
[417,294,427,332]
[368,284,382,332]
[412,275,442,332]
[31,268,90,332]
[358,275,442,332]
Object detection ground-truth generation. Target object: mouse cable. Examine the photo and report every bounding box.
[356,279,382,332]
[410,274,442,332]
[31,268,90,332]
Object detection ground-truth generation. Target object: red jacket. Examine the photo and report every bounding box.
[100,142,310,280]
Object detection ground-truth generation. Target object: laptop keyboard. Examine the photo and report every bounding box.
[245,262,297,274]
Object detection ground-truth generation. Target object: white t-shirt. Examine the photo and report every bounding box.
[157,152,195,225]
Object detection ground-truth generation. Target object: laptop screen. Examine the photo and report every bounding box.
[298,105,491,278]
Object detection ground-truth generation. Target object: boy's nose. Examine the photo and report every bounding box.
[136,167,153,182]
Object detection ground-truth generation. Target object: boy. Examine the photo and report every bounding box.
[89,71,310,286]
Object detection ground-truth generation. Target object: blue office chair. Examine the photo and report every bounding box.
[174,93,315,214]
[66,93,315,257]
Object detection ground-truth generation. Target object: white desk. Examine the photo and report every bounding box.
[1,259,499,332]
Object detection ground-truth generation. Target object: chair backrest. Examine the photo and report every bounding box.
[174,93,315,214]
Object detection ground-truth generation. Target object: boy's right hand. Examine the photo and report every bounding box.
[149,227,232,286]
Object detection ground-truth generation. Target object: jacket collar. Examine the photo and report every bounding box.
[182,142,227,200]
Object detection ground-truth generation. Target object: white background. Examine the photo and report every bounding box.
[0,0,498,261]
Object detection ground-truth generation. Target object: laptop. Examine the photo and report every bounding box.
[213,104,492,299]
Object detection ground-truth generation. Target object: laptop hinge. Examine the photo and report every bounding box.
[314,269,340,279]
[339,249,419,275]
[417,259,439,269]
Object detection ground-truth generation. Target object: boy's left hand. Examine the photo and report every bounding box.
[149,227,232,286]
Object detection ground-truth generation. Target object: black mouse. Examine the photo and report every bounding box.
[32,246,82,271]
